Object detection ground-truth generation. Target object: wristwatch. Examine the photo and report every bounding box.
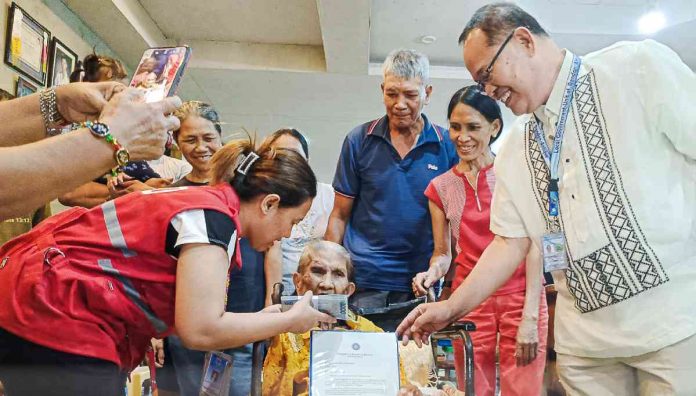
[40,88,66,136]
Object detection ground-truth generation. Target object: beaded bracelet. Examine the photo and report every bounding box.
[81,120,130,177]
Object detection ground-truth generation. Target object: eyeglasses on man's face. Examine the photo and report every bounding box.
[476,29,516,91]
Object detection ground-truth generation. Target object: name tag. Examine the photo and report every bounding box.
[200,351,234,396]
[542,232,569,272]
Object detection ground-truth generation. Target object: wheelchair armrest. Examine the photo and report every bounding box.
[430,321,476,341]
[250,340,269,396]
[446,321,476,333]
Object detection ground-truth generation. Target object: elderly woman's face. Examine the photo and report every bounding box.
[448,103,500,163]
[381,74,430,129]
[176,115,222,173]
[293,250,355,297]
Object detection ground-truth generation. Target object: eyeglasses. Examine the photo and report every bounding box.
[476,29,516,91]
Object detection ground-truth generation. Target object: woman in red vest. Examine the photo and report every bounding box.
[0,138,335,396]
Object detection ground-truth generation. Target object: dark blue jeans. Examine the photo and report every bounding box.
[163,237,264,396]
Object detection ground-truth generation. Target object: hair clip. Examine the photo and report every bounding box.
[235,152,260,175]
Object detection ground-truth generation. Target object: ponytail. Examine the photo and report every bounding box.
[211,138,317,207]
[71,53,127,83]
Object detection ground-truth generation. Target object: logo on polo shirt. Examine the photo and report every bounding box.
[427,164,438,171]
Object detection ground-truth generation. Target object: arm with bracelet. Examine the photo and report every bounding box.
[0,84,181,221]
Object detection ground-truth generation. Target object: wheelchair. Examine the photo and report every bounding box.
[249,284,476,395]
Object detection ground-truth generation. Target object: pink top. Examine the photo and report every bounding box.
[425,164,526,295]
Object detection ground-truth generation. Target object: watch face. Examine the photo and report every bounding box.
[115,148,130,166]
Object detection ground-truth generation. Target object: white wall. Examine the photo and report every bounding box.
[186,68,517,184]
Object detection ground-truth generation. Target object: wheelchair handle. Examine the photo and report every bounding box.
[430,321,477,396]
[271,282,284,305]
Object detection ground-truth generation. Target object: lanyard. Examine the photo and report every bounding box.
[533,54,581,218]
[146,346,159,396]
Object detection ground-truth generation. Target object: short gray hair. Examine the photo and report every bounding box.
[297,240,354,282]
[382,49,430,85]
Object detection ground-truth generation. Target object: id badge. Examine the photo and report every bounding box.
[542,232,569,272]
[199,351,234,396]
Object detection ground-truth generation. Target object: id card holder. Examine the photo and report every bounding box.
[199,351,234,396]
[542,232,569,272]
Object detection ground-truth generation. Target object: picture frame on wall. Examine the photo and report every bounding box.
[16,75,38,97]
[48,37,77,87]
[4,2,50,86]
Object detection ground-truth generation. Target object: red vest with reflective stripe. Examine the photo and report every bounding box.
[0,184,242,369]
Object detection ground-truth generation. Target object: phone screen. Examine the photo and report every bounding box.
[129,46,191,103]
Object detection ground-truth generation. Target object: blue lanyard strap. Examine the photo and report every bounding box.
[533,54,581,217]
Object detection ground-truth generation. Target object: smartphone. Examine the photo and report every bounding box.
[129,46,191,102]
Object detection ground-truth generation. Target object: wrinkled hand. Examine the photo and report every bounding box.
[107,178,154,200]
[515,317,539,367]
[397,301,455,347]
[412,266,444,297]
[98,88,182,161]
[55,82,125,123]
[145,177,172,189]
[149,338,165,368]
[397,384,423,396]
[286,291,336,334]
[106,172,131,199]
[106,172,129,189]
[119,180,155,192]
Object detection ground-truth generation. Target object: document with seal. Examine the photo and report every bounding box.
[309,330,400,396]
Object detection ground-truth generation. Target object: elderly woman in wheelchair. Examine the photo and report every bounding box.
[261,240,421,396]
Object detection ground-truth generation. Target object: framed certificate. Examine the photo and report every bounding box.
[309,331,400,396]
[4,2,51,86]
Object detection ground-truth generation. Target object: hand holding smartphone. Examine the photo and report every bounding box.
[129,46,191,103]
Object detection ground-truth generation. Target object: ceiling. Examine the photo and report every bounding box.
[138,0,323,45]
[61,0,696,182]
[370,0,696,70]
[62,0,696,83]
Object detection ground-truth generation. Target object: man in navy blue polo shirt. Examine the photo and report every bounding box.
[326,49,458,331]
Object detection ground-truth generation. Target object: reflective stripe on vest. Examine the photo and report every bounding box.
[97,258,167,333]
[102,201,137,258]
